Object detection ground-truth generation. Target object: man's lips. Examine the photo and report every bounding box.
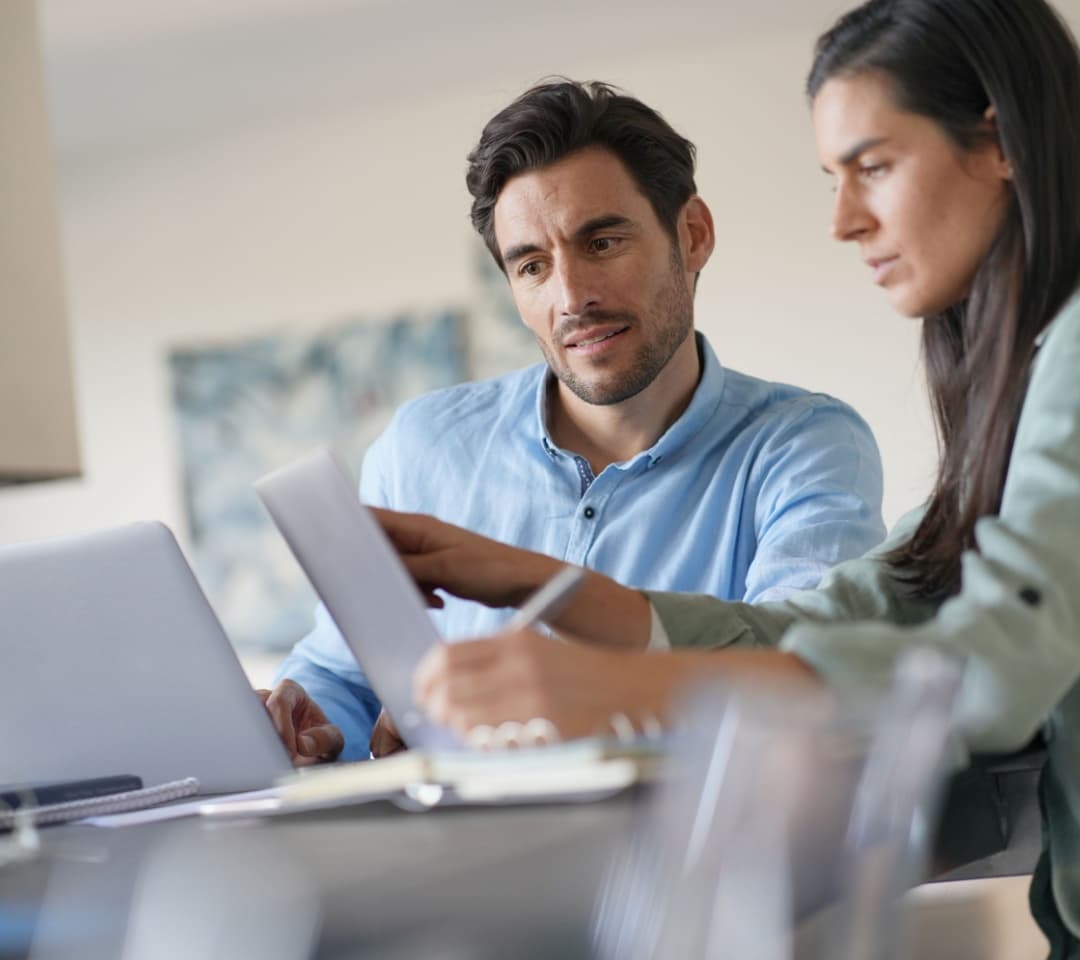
[564,324,630,349]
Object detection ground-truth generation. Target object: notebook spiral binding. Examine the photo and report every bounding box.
[0,777,200,830]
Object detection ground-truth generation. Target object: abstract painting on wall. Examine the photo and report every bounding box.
[169,310,466,650]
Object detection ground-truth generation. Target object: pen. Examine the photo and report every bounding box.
[504,565,588,632]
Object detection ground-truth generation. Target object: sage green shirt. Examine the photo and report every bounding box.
[649,288,1080,938]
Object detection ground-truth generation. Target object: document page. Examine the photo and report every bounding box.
[256,449,454,749]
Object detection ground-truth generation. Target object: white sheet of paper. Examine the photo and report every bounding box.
[256,448,454,749]
[80,788,280,827]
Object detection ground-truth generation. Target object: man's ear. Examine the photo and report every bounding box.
[982,105,1014,181]
[680,196,716,273]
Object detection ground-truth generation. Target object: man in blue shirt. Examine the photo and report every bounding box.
[263,80,886,762]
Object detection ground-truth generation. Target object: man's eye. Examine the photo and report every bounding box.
[519,260,544,278]
[858,163,888,180]
[590,237,619,253]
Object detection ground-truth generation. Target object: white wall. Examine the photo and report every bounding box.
[4,0,1077,546]
[0,4,964,550]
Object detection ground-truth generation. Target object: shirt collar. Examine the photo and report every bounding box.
[534,332,727,467]
[536,370,560,459]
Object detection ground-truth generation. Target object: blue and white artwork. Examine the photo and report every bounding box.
[169,311,466,650]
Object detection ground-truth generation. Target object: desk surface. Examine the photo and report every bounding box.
[2,795,635,960]
[0,758,1044,960]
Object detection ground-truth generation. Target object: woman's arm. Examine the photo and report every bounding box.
[779,294,1080,755]
[413,628,819,740]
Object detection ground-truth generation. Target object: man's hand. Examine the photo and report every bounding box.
[369,708,406,758]
[370,508,559,610]
[256,679,345,766]
[373,508,654,650]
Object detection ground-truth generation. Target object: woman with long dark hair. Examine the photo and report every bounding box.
[375,0,1080,945]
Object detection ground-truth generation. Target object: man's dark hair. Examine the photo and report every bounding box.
[466,79,697,268]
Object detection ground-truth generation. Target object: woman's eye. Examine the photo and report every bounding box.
[858,163,888,180]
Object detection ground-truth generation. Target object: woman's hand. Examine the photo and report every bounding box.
[371,508,561,609]
[413,632,823,743]
[413,630,666,741]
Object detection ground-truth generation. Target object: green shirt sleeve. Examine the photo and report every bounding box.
[789,293,1080,755]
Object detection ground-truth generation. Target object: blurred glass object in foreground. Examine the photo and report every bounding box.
[591,646,963,960]
[120,828,321,960]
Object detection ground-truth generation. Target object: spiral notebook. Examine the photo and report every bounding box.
[263,738,665,811]
[0,778,200,830]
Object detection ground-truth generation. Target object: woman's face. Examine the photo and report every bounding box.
[813,70,1012,318]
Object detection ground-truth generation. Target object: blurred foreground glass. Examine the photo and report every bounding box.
[119,829,321,960]
[591,647,963,960]
[0,0,81,485]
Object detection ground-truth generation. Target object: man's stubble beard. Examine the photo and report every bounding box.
[537,247,694,407]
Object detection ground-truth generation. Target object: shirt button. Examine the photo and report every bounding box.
[1019,586,1041,607]
[583,506,596,519]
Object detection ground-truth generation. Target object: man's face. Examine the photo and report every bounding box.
[493,147,696,406]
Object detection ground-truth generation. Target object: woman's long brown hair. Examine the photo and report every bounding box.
[808,0,1080,599]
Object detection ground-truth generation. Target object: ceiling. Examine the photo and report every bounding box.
[37,0,841,171]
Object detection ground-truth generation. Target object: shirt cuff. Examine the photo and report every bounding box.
[647,601,672,652]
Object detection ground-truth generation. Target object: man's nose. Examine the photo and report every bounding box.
[553,257,601,317]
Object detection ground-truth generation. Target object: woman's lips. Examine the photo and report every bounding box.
[866,256,899,285]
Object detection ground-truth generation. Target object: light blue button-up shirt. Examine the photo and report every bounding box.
[276,333,886,758]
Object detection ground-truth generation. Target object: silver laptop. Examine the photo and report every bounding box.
[255,447,458,750]
[0,522,293,793]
